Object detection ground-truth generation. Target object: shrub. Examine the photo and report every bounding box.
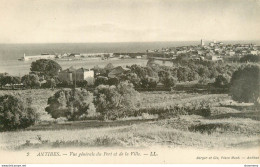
[230,64,260,104]
[240,54,260,63]
[141,76,159,89]
[0,75,21,89]
[107,77,119,86]
[45,89,96,121]
[0,95,39,131]
[214,75,230,88]
[95,76,108,86]
[94,81,140,120]
[161,76,177,88]
[21,74,41,89]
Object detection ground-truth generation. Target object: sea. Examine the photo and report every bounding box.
[0,41,259,76]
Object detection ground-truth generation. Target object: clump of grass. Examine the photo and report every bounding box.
[93,135,121,146]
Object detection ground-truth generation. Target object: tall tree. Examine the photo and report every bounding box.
[30,59,62,78]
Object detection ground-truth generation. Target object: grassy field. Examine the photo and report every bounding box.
[0,89,259,150]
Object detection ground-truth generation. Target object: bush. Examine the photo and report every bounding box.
[95,76,108,86]
[240,54,260,63]
[214,75,230,88]
[45,89,96,121]
[0,75,21,89]
[230,64,260,104]
[21,74,41,89]
[0,95,39,131]
[161,76,177,88]
[94,81,140,120]
[141,76,158,89]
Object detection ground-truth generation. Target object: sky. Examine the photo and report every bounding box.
[0,0,260,43]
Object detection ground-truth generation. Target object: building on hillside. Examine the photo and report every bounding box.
[58,66,94,85]
[108,66,130,78]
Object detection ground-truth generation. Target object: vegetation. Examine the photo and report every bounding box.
[230,64,260,104]
[0,75,21,89]
[0,94,39,131]
[21,74,41,89]
[94,81,140,120]
[213,75,230,88]
[30,59,62,78]
[240,54,260,63]
[45,89,96,121]
[0,58,259,150]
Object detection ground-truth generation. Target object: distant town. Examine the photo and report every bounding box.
[18,39,260,63]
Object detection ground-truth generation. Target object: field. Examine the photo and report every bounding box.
[0,89,259,150]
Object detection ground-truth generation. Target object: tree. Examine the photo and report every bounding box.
[104,63,114,75]
[119,72,141,88]
[94,81,140,120]
[240,54,260,63]
[187,71,200,81]
[161,76,177,88]
[0,95,39,131]
[77,80,88,88]
[0,75,21,89]
[45,89,96,120]
[21,74,41,88]
[197,66,210,78]
[104,63,114,70]
[30,59,62,78]
[44,78,57,89]
[177,67,190,82]
[230,64,260,104]
[141,76,158,89]
[92,65,107,77]
[214,75,230,88]
[95,76,108,86]
[107,77,119,86]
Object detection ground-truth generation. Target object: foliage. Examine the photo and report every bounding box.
[94,81,140,120]
[77,80,88,88]
[45,89,96,120]
[21,74,41,88]
[30,59,62,78]
[107,77,119,86]
[119,72,141,87]
[177,67,190,82]
[95,76,108,86]
[230,64,260,104]
[104,63,114,70]
[0,95,39,131]
[141,76,159,89]
[214,75,230,88]
[0,75,21,88]
[92,65,107,77]
[42,78,57,89]
[160,73,177,88]
[240,54,260,63]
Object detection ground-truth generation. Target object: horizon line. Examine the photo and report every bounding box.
[1,39,260,45]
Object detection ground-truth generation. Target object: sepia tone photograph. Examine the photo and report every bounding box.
[0,0,259,165]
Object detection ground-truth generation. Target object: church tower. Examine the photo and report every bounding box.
[201,39,205,46]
